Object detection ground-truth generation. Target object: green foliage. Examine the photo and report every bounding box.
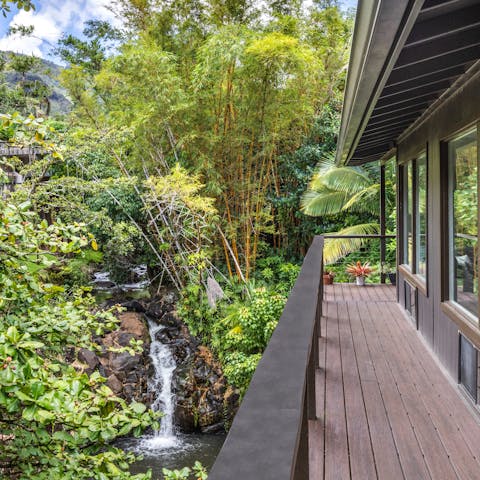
[103,221,146,281]
[1,0,34,16]
[59,2,353,279]
[7,52,40,79]
[270,103,342,257]
[178,258,299,393]
[55,20,123,74]
[301,155,396,264]
[162,461,207,480]
[0,53,54,116]
[223,352,262,393]
[0,201,157,479]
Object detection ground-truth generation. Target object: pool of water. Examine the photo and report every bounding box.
[120,433,226,478]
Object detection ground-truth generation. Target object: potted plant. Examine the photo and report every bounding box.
[346,261,373,286]
[380,262,396,285]
[323,270,335,285]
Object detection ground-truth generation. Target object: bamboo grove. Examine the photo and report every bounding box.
[59,0,353,281]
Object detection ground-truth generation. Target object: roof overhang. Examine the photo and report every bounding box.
[337,0,480,166]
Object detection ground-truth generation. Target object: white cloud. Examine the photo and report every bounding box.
[0,0,122,59]
[0,34,44,57]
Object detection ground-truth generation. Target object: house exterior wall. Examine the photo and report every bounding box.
[397,69,480,386]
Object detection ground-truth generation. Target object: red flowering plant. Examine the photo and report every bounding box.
[346,261,373,278]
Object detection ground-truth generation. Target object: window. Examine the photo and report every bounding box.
[448,128,478,316]
[416,154,427,277]
[403,163,414,267]
[402,153,427,278]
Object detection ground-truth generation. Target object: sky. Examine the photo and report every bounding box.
[0,0,358,62]
[0,0,120,59]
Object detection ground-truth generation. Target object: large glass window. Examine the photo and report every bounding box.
[405,162,414,267]
[449,128,478,316]
[416,155,427,277]
[402,155,427,278]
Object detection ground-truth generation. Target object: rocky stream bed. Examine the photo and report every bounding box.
[76,290,239,436]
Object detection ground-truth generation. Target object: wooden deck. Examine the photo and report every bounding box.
[309,284,480,480]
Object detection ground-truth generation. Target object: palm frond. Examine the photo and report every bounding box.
[321,167,372,194]
[301,189,348,216]
[315,152,336,174]
[323,223,379,264]
[342,183,380,214]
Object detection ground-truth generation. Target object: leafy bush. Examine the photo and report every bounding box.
[223,352,262,393]
[178,257,299,394]
[162,461,207,480]
[0,201,157,479]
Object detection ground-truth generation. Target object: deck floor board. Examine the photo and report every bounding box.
[311,284,480,479]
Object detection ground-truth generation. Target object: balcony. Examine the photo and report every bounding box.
[209,236,480,479]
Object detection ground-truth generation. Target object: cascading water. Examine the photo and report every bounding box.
[118,311,227,475]
[141,319,179,450]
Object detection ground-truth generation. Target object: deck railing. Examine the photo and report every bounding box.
[208,236,324,480]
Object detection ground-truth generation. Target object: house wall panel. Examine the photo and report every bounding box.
[396,70,480,384]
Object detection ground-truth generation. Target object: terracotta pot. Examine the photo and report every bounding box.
[323,274,334,285]
[356,276,365,286]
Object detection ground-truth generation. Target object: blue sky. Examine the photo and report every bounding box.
[0,0,357,62]
[0,0,119,59]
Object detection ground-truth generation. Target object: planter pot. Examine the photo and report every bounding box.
[388,273,396,285]
[356,276,365,286]
[323,274,334,285]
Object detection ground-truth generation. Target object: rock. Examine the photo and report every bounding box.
[119,312,149,343]
[160,311,182,328]
[201,421,225,434]
[175,403,197,433]
[106,374,123,394]
[117,332,135,347]
[78,348,99,372]
[120,300,146,312]
[145,289,178,317]
[162,290,178,308]
[172,330,240,434]
[110,352,142,373]
[70,292,239,431]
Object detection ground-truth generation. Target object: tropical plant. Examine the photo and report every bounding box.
[162,461,207,480]
[346,261,373,278]
[0,201,157,479]
[301,153,382,263]
[1,0,34,15]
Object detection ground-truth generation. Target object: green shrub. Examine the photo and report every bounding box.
[223,352,262,393]
[0,201,157,479]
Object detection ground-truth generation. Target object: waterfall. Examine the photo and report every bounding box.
[142,319,179,449]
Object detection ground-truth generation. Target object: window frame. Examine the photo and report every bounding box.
[399,149,428,295]
[416,153,428,279]
[444,126,479,321]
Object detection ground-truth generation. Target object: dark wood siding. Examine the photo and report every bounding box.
[397,71,480,383]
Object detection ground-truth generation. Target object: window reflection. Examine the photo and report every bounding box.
[449,129,478,316]
[417,155,427,276]
[406,162,413,267]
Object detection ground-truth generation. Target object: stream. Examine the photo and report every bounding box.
[95,269,225,477]
[119,318,225,477]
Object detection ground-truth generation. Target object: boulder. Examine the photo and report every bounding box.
[110,352,142,373]
[119,312,149,343]
[120,300,146,312]
[106,374,123,394]
[77,348,100,372]
[93,311,152,404]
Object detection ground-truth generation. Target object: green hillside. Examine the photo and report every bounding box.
[0,51,71,116]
